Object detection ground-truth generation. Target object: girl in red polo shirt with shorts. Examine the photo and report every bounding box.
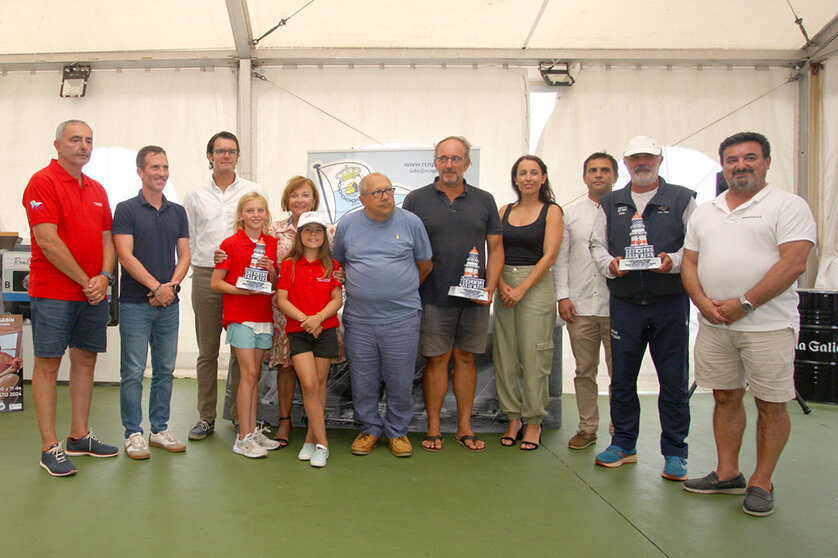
[211,192,280,459]
[276,211,342,468]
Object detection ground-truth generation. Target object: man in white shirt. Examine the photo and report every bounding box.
[681,132,816,517]
[182,132,265,440]
[554,152,616,450]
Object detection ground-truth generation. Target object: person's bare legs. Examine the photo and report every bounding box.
[452,347,484,450]
[274,365,295,442]
[67,348,97,441]
[749,398,790,491]
[292,352,328,447]
[32,356,62,451]
[235,348,263,439]
[422,351,451,450]
[712,388,746,481]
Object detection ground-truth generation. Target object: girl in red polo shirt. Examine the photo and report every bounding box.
[276,211,342,468]
[211,192,280,459]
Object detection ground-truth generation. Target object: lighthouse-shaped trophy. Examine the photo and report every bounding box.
[236,240,273,293]
[618,212,662,271]
[448,246,489,302]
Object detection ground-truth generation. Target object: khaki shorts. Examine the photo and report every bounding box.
[694,323,796,403]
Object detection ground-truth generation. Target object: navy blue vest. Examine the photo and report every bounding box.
[602,178,696,304]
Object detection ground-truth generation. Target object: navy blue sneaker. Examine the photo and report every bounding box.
[662,456,688,481]
[65,431,119,458]
[595,444,638,468]
[40,442,77,477]
[188,419,215,441]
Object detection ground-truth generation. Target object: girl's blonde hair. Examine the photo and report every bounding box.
[234,192,272,234]
[285,223,333,280]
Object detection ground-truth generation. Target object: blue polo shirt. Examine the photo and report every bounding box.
[112,190,189,304]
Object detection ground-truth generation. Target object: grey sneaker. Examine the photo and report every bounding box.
[743,485,775,516]
[188,419,215,441]
[298,442,316,461]
[683,471,747,494]
[125,432,150,460]
[252,426,281,451]
[65,431,119,457]
[310,444,329,468]
[149,430,186,453]
[40,442,77,477]
[232,433,268,458]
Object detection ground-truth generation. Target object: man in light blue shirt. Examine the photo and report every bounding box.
[333,173,432,458]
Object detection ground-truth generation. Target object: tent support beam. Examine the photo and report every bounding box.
[0,48,808,72]
[796,63,821,288]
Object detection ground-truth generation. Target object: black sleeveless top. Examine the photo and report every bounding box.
[501,202,554,265]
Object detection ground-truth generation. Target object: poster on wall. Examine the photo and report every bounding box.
[0,314,24,413]
[307,147,480,224]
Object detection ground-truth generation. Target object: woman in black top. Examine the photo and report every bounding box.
[493,155,562,450]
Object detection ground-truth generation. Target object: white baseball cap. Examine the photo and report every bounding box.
[623,135,662,157]
[297,211,328,229]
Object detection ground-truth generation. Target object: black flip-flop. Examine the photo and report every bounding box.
[454,434,486,452]
[422,434,444,452]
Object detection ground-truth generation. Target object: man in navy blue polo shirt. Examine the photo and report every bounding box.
[113,145,190,459]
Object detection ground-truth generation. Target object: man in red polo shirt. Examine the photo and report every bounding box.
[22,120,120,477]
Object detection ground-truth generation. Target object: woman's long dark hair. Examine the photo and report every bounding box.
[510,155,555,204]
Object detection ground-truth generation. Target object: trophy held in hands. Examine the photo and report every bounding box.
[448,246,489,302]
[619,212,662,271]
[236,240,273,293]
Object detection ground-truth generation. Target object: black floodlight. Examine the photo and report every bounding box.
[539,62,575,87]
[60,64,91,97]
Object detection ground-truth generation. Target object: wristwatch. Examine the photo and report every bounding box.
[100,270,114,285]
[739,295,755,313]
[173,284,181,294]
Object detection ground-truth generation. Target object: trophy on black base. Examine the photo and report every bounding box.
[448,246,489,302]
[619,212,662,271]
[236,240,273,294]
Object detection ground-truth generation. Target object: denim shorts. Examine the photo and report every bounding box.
[226,323,272,350]
[30,297,109,357]
[288,327,339,359]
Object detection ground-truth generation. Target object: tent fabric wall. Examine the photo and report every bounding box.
[536,65,799,206]
[817,58,838,288]
[252,66,529,208]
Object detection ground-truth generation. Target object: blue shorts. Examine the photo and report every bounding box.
[226,323,272,350]
[30,297,109,357]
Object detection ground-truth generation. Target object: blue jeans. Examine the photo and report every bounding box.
[344,311,421,439]
[609,293,690,458]
[119,302,180,437]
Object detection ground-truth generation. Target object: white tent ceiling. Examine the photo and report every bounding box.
[2,0,837,69]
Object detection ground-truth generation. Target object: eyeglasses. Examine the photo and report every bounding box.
[214,149,239,156]
[434,156,465,164]
[361,187,395,200]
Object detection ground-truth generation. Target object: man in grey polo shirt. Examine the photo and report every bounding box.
[333,173,432,458]
[183,131,265,440]
[403,136,503,452]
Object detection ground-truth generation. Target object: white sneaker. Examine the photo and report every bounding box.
[298,442,316,461]
[125,432,150,460]
[310,444,329,468]
[233,433,268,458]
[252,426,281,451]
[149,430,186,453]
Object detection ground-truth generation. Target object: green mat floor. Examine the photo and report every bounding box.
[1,380,835,557]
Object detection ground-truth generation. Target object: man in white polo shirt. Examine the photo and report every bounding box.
[183,131,265,440]
[681,132,816,517]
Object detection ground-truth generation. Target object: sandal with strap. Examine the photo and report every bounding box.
[273,416,291,448]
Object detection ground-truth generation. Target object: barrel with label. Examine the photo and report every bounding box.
[795,289,838,404]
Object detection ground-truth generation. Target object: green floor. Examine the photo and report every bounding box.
[1,381,836,557]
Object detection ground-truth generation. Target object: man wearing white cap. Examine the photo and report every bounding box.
[589,135,697,481]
